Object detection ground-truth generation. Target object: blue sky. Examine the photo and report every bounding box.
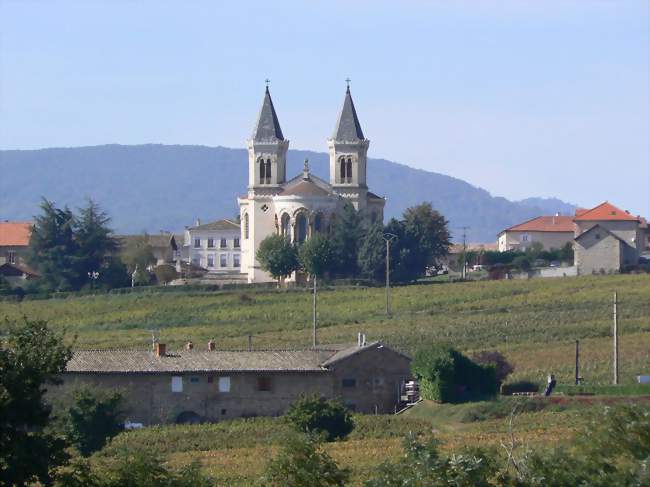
[1,1,648,216]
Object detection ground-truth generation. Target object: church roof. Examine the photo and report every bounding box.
[280,179,331,197]
[251,87,284,143]
[332,86,365,142]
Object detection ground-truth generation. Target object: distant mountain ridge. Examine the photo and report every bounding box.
[0,144,577,242]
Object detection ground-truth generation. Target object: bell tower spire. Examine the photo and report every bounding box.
[247,83,289,189]
[328,82,370,205]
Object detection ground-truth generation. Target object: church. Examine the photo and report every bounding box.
[238,85,385,283]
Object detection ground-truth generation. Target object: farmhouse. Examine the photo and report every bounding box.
[56,340,411,425]
[497,215,574,252]
[0,221,32,266]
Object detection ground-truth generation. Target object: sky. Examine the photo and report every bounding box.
[1,0,649,217]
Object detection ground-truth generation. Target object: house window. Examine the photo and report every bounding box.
[191,257,200,266]
[257,376,272,391]
[218,376,231,392]
[233,254,240,268]
[342,378,356,388]
[207,238,215,248]
[171,376,183,393]
[220,254,228,267]
[7,251,16,264]
[207,255,214,268]
[194,238,201,248]
[521,235,529,242]
[234,238,240,248]
[244,213,249,239]
[595,233,601,240]
[190,376,200,384]
[220,238,227,248]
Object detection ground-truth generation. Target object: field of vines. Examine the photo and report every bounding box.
[95,396,649,485]
[1,274,649,384]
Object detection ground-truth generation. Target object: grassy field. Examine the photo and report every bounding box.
[95,396,650,485]
[1,274,649,385]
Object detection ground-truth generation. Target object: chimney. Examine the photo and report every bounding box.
[155,343,166,357]
[207,340,216,351]
[186,341,194,350]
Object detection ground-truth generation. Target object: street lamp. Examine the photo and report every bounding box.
[382,233,397,318]
[87,271,100,290]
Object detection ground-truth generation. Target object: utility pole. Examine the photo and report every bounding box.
[382,233,397,318]
[575,340,580,385]
[458,226,470,279]
[312,275,317,347]
[613,291,619,385]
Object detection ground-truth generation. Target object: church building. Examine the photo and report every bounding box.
[238,86,385,283]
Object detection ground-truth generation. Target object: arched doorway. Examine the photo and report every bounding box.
[175,411,203,424]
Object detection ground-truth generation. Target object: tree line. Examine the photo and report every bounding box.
[257,202,452,285]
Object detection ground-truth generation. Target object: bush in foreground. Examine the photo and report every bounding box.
[262,433,349,487]
[285,395,354,441]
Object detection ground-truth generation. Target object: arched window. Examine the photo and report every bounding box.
[314,213,323,234]
[265,158,272,184]
[346,158,352,183]
[258,158,265,183]
[281,213,290,237]
[295,213,307,243]
[339,157,346,183]
[244,213,249,239]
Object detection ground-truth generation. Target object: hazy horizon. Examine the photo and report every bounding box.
[1,1,648,217]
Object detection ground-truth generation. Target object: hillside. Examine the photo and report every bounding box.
[0,144,576,242]
[3,274,649,386]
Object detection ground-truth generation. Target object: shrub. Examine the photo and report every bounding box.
[64,388,125,456]
[153,264,178,285]
[471,350,514,386]
[262,433,349,487]
[411,345,498,403]
[284,395,354,441]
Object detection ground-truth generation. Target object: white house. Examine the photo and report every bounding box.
[183,219,241,273]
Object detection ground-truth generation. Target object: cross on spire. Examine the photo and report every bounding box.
[345,77,351,92]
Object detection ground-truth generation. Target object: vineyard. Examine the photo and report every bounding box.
[2,274,649,385]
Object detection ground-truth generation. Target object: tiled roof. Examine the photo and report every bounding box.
[66,348,341,373]
[322,342,410,367]
[280,179,331,197]
[117,234,177,250]
[0,222,32,247]
[188,219,240,232]
[367,191,384,200]
[574,202,639,222]
[500,215,574,235]
[0,262,40,278]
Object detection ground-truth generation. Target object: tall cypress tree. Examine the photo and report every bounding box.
[75,199,118,279]
[329,202,365,278]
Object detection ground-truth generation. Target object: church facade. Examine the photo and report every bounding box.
[238,86,385,283]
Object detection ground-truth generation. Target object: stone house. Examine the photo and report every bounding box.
[55,340,411,425]
[183,219,241,272]
[497,215,574,252]
[0,221,32,266]
[573,202,644,275]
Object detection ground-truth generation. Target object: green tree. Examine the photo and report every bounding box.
[0,317,72,485]
[411,345,498,403]
[256,234,299,285]
[120,235,156,285]
[28,198,79,291]
[262,433,350,487]
[75,200,119,284]
[153,264,178,285]
[357,223,386,282]
[64,388,125,456]
[329,202,365,277]
[298,234,336,279]
[285,395,354,441]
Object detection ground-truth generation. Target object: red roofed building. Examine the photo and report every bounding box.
[573,202,645,275]
[0,221,33,266]
[497,214,575,252]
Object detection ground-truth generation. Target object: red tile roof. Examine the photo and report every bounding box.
[501,215,574,234]
[0,222,32,247]
[574,202,639,222]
